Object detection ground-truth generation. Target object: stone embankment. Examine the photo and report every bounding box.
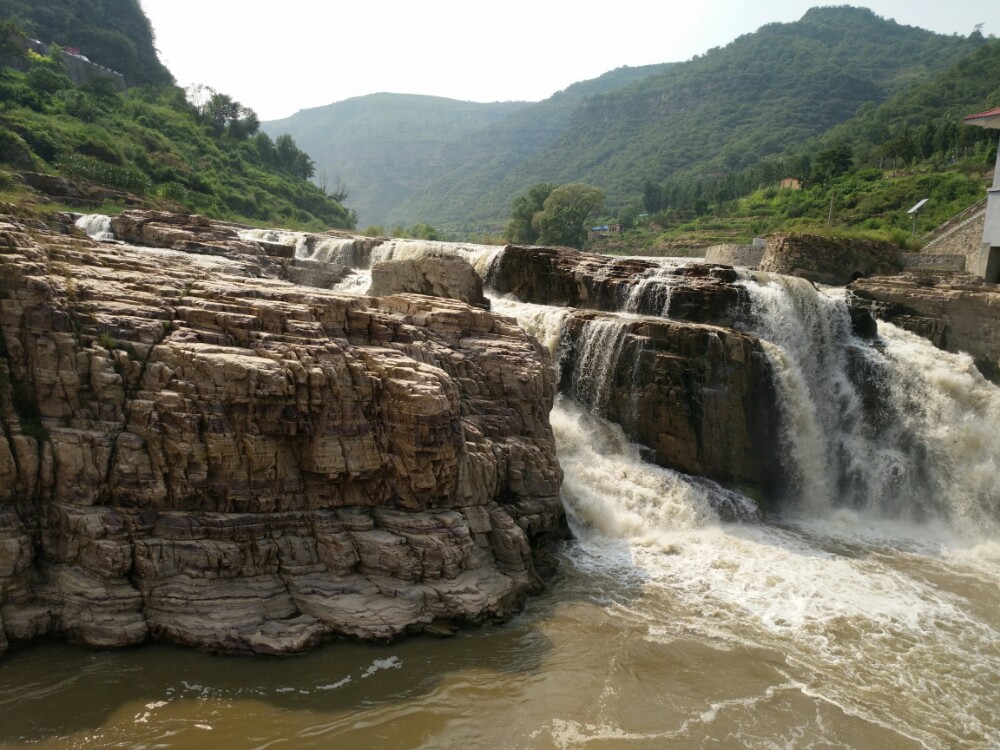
[0,213,565,657]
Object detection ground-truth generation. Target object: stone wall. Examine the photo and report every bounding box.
[920,207,985,274]
[900,253,967,272]
[759,233,903,285]
[14,40,127,91]
[704,244,766,268]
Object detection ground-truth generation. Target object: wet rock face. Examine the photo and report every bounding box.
[491,245,748,325]
[0,218,565,656]
[559,312,782,492]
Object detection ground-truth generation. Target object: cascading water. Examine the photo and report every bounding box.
[739,271,1000,537]
[492,272,1000,749]
[74,214,115,242]
[621,266,677,314]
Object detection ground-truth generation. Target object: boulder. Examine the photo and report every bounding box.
[559,311,782,493]
[852,272,1000,379]
[370,252,490,309]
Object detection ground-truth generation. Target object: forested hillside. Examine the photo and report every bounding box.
[262,94,530,228]
[620,36,1000,249]
[404,7,984,229]
[263,64,671,229]
[0,0,171,86]
[0,8,354,230]
[275,6,986,233]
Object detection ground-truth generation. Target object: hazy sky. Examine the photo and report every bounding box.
[138,1,994,122]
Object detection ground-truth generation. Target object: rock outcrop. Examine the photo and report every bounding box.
[560,311,782,493]
[490,245,748,325]
[490,244,878,337]
[0,217,565,657]
[852,272,1000,379]
[370,252,490,309]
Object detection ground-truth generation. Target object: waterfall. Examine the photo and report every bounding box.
[305,237,361,265]
[621,267,677,315]
[237,227,307,250]
[74,214,115,242]
[739,272,1000,536]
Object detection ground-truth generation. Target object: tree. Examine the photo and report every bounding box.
[0,19,28,62]
[505,183,555,244]
[810,140,854,184]
[642,179,667,213]
[536,183,605,249]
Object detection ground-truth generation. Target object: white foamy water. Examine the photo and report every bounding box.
[551,392,1000,749]
[489,296,570,358]
[739,272,1000,537]
[74,214,115,242]
[621,266,678,314]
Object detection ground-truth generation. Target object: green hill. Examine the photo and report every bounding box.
[262,94,531,228]
[262,65,672,229]
[0,0,172,86]
[0,7,353,230]
[280,6,983,233]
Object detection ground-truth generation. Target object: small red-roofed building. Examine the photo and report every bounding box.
[964,108,1000,281]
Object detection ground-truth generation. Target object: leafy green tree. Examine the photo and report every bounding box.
[275,133,315,179]
[504,182,555,244]
[535,183,605,249]
[810,140,854,184]
[642,179,667,214]
[409,223,439,240]
[0,19,27,62]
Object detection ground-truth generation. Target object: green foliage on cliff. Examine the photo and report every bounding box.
[0,58,354,229]
[0,0,172,86]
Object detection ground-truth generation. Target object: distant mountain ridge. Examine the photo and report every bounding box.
[262,94,530,227]
[264,6,986,230]
[262,65,672,228]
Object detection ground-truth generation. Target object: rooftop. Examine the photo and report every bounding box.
[964,107,1000,129]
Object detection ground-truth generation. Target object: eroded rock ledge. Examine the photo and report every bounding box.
[0,218,565,657]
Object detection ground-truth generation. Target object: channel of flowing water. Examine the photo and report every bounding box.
[5,233,998,749]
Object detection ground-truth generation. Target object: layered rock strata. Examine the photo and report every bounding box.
[852,272,1000,379]
[759,233,903,285]
[560,311,782,493]
[0,218,565,657]
[492,244,878,336]
[491,245,748,326]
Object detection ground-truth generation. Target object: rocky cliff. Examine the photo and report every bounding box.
[491,245,786,497]
[559,311,782,493]
[0,215,565,657]
[852,272,1000,379]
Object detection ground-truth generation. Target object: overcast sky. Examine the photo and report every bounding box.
[138,1,994,122]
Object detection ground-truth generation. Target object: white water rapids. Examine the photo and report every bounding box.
[495,268,1000,749]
